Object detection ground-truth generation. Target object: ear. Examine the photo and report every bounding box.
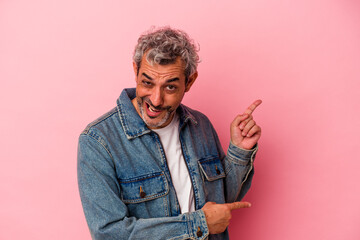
[133,62,138,76]
[185,71,198,92]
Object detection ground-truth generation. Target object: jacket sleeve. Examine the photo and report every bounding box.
[224,141,258,202]
[77,134,209,240]
[210,124,258,203]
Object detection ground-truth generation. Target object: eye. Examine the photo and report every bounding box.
[142,80,152,87]
[166,85,177,91]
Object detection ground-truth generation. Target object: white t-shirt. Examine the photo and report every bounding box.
[152,114,195,213]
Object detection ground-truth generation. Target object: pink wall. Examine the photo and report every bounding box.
[1,0,359,239]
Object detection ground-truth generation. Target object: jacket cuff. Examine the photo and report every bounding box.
[186,210,209,239]
[227,141,258,164]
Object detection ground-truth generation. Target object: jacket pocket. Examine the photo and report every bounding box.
[119,171,169,204]
[198,157,225,181]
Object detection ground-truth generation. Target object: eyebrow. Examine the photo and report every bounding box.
[142,73,153,80]
[142,73,180,83]
[166,77,180,83]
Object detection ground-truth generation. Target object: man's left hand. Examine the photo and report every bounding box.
[230,100,262,150]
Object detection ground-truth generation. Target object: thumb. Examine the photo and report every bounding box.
[231,114,249,127]
[226,201,251,211]
[202,201,216,209]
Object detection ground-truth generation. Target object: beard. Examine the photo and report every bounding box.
[137,96,175,129]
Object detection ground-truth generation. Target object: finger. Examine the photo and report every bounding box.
[243,99,262,115]
[239,116,253,130]
[231,114,249,127]
[246,125,261,138]
[241,120,256,136]
[226,201,251,211]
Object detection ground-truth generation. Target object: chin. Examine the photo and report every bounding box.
[141,109,170,129]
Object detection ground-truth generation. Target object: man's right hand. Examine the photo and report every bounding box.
[201,201,251,234]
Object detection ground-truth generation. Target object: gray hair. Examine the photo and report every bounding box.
[133,26,200,83]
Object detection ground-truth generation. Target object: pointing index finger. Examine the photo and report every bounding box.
[244,99,262,115]
[226,201,252,211]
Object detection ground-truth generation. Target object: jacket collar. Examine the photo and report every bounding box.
[117,88,197,139]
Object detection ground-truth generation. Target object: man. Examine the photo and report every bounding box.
[78,27,261,240]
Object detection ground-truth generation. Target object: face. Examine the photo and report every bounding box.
[132,55,197,129]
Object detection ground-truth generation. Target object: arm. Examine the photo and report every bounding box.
[223,141,258,202]
[77,134,208,240]
[195,134,255,235]
[217,100,262,203]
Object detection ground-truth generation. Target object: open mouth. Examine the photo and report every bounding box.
[145,102,163,117]
[147,103,161,112]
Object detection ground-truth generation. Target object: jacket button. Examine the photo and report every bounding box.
[140,186,146,198]
[215,166,220,175]
[197,227,203,237]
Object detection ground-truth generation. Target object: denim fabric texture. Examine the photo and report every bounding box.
[77,88,258,240]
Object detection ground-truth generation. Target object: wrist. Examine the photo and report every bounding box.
[230,140,257,151]
[228,141,258,163]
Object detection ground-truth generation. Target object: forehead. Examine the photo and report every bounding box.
[139,56,186,78]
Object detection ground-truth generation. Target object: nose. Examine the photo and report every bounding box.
[149,87,164,108]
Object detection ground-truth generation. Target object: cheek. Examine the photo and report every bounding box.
[136,85,149,98]
[165,93,184,108]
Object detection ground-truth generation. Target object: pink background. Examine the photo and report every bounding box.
[1,0,359,239]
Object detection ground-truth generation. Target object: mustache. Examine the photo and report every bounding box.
[142,97,171,111]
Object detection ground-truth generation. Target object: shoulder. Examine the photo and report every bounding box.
[180,104,210,120]
[179,104,213,127]
[78,106,122,155]
[80,106,119,136]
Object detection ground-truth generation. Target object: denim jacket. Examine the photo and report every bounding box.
[77,88,258,240]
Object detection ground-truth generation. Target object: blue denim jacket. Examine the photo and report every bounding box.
[78,88,257,240]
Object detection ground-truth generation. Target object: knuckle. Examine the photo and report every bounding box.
[225,220,230,227]
[225,205,231,211]
[231,117,239,126]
